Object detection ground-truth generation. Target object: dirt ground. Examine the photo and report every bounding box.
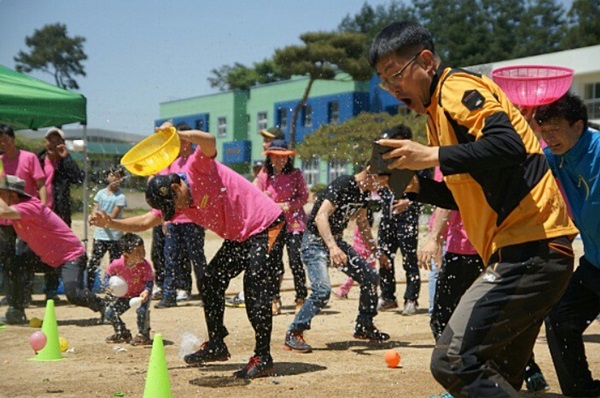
[0,217,598,398]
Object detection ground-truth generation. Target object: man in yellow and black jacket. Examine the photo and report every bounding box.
[369,21,579,397]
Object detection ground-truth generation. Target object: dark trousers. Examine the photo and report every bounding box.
[151,225,166,289]
[202,218,285,356]
[430,252,485,340]
[106,296,151,336]
[0,225,16,299]
[8,249,103,313]
[431,236,574,397]
[271,230,307,301]
[87,239,122,290]
[164,222,207,298]
[379,215,420,302]
[546,256,600,396]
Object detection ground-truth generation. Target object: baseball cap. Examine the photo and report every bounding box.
[0,175,30,197]
[145,174,179,221]
[45,127,65,140]
[259,127,285,140]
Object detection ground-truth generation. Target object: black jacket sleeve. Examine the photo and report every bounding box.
[415,175,458,210]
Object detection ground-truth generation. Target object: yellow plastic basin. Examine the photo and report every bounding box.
[121,127,180,176]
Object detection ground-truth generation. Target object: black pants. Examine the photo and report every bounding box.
[202,218,285,356]
[430,252,485,340]
[379,214,420,302]
[87,239,122,290]
[0,225,16,299]
[151,225,166,289]
[164,222,207,297]
[546,256,600,396]
[431,236,574,397]
[271,230,307,301]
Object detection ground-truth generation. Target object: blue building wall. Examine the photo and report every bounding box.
[155,113,210,132]
[369,75,402,114]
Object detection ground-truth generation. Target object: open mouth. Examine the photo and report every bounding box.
[400,98,412,107]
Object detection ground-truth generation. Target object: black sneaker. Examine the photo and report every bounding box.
[155,295,177,309]
[233,354,274,379]
[353,324,390,342]
[184,341,231,365]
[106,330,132,344]
[1,307,28,325]
[283,331,312,353]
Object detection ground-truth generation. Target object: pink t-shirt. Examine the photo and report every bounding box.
[9,197,85,267]
[164,155,193,224]
[106,257,154,298]
[151,149,282,241]
[1,150,46,226]
[255,169,308,233]
[43,157,58,210]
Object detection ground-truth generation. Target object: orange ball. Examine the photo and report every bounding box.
[384,349,400,368]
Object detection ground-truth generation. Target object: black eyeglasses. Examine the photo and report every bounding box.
[378,51,423,93]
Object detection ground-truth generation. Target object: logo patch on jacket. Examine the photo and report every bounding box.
[462,90,485,111]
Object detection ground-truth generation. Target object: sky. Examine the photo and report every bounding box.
[0,0,393,136]
[1,0,574,137]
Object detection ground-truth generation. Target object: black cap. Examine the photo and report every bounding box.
[145,174,178,221]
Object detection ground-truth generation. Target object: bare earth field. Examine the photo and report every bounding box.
[0,218,597,398]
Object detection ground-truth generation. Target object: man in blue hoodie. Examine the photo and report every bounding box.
[536,92,600,398]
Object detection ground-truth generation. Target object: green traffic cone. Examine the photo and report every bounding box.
[29,299,64,361]
[143,334,172,398]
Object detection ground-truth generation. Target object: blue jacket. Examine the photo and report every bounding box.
[544,128,600,269]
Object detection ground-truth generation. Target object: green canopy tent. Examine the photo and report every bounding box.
[0,64,91,245]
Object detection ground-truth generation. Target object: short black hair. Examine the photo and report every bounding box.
[536,92,588,132]
[107,165,125,177]
[175,122,192,131]
[380,124,413,140]
[0,124,15,139]
[368,21,435,68]
[119,233,144,254]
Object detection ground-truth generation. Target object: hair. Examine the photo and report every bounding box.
[0,124,15,139]
[119,233,144,254]
[368,21,435,68]
[107,165,125,178]
[381,124,413,140]
[535,92,588,131]
[175,122,192,131]
[264,155,295,176]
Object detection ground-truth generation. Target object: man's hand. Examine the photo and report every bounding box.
[329,245,347,268]
[56,144,68,158]
[378,139,439,170]
[89,210,111,227]
[391,198,411,214]
[418,237,443,271]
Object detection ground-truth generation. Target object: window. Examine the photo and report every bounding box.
[328,160,347,183]
[584,82,600,121]
[278,108,288,129]
[328,101,340,124]
[195,119,204,131]
[302,157,320,187]
[303,104,313,127]
[257,111,268,131]
[217,117,227,138]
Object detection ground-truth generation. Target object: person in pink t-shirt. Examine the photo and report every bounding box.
[256,139,309,315]
[89,122,285,379]
[104,233,154,346]
[0,175,105,325]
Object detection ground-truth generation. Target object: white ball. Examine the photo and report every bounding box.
[129,297,142,309]
[108,275,128,297]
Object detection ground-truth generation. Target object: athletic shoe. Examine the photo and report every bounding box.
[272,299,282,315]
[155,295,177,309]
[332,289,348,299]
[233,354,274,379]
[283,331,312,353]
[1,307,28,325]
[402,300,418,315]
[353,324,390,342]
[176,290,190,302]
[377,298,399,312]
[225,296,245,308]
[106,330,132,344]
[184,341,231,365]
[295,298,305,314]
[151,287,162,300]
[130,333,152,346]
[429,393,454,398]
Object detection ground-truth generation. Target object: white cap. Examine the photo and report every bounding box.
[45,127,65,140]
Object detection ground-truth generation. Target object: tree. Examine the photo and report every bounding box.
[295,112,427,169]
[14,23,87,90]
[207,59,286,91]
[561,0,600,49]
[274,31,373,148]
[512,0,567,58]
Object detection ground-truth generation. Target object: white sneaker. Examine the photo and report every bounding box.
[151,287,162,300]
[176,290,190,302]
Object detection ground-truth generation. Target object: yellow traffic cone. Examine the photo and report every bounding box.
[29,299,64,361]
[143,334,172,398]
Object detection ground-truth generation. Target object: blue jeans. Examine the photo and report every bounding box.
[289,232,378,332]
[106,295,151,336]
